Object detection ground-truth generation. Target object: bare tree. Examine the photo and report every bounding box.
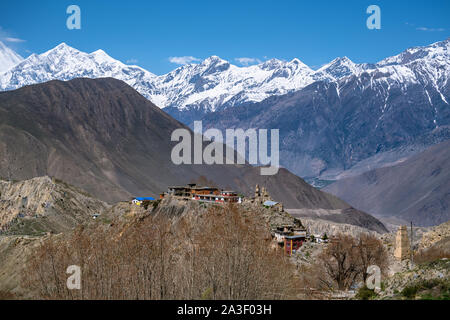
[355,233,388,283]
[22,203,301,300]
[318,234,359,291]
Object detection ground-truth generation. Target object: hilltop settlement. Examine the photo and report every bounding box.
[0,176,448,300]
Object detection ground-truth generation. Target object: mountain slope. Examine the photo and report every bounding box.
[0,78,386,232]
[0,41,23,73]
[324,140,450,227]
[0,176,108,235]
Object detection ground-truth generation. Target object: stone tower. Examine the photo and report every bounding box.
[261,187,269,200]
[255,184,260,198]
[394,225,410,260]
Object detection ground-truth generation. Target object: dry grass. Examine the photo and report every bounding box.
[0,290,16,300]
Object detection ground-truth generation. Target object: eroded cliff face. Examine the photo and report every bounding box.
[297,217,380,238]
[420,221,450,251]
[0,176,108,235]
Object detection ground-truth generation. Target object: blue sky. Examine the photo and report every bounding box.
[1,0,449,74]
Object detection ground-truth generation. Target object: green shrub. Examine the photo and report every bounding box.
[420,293,434,300]
[356,286,377,300]
[401,285,419,299]
[441,291,450,300]
[402,279,450,300]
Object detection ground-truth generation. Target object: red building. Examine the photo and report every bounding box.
[284,234,306,256]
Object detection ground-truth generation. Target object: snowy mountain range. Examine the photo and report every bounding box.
[148,55,362,112]
[0,42,158,98]
[0,40,365,112]
[0,38,449,120]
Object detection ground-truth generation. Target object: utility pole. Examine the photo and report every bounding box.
[410,221,414,269]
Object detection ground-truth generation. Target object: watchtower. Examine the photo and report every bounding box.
[394,225,410,260]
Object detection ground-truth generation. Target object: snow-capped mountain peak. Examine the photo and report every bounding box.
[203,55,227,64]
[0,42,156,94]
[41,42,81,58]
[289,57,309,68]
[315,56,362,80]
[89,48,134,68]
[287,58,313,73]
[199,55,231,75]
[377,38,450,67]
[91,49,111,58]
[259,58,284,71]
[0,41,23,73]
